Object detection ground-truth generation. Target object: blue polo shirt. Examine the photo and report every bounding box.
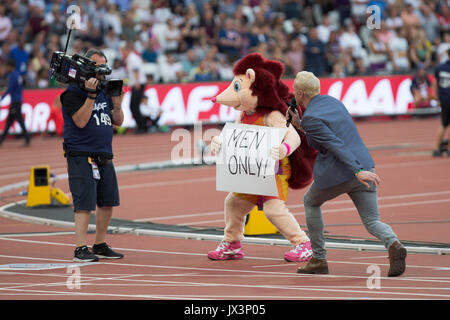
[9,46,29,76]
[435,60,450,104]
[61,84,114,156]
[1,70,23,103]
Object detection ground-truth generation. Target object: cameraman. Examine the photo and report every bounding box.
[60,49,124,262]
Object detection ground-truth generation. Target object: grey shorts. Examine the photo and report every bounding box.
[66,156,120,212]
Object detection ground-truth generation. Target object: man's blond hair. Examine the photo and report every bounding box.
[294,71,320,98]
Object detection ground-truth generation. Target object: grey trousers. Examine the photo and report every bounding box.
[303,170,399,260]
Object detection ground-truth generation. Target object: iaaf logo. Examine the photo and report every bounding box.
[120,77,414,128]
[0,76,414,134]
[93,101,108,111]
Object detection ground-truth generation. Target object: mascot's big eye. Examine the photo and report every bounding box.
[234,81,241,92]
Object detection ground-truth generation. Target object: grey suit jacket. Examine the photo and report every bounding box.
[301,95,374,189]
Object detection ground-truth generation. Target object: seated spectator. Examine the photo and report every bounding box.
[352,56,368,75]
[104,3,122,35]
[388,27,410,72]
[180,49,197,80]
[139,20,161,52]
[280,0,301,20]
[8,1,27,34]
[339,23,365,60]
[216,55,234,80]
[248,25,268,49]
[122,12,138,42]
[207,61,221,81]
[25,4,49,37]
[417,3,439,43]
[142,41,158,63]
[336,0,352,27]
[385,5,403,31]
[401,2,421,40]
[351,0,369,26]
[81,24,104,48]
[158,53,183,83]
[436,32,450,64]
[190,60,213,82]
[409,29,432,69]
[378,21,396,46]
[330,62,346,78]
[219,0,239,18]
[305,28,326,76]
[367,29,389,73]
[109,58,127,80]
[104,26,121,52]
[0,4,12,45]
[36,67,49,88]
[317,14,336,44]
[218,18,242,61]
[437,2,450,33]
[159,17,181,54]
[180,18,200,50]
[325,30,342,74]
[410,64,437,108]
[199,6,218,45]
[284,38,305,77]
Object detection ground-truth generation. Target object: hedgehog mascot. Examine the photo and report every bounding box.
[208,53,317,262]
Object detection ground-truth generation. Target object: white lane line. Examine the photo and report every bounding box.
[1,276,448,299]
[118,177,215,190]
[0,232,75,238]
[351,255,388,260]
[0,251,449,298]
[136,190,450,222]
[0,237,449,272]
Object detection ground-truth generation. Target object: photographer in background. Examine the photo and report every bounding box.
[60,49,124,262]
[0,59,30,147]
[120,42,148,134]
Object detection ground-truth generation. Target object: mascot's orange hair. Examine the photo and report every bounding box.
[233,53,317,189]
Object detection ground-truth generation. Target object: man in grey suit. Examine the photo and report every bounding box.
[287,71,407,277]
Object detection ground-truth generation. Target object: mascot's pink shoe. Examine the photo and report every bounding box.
[284,241,313,262]
[208,241,244,260]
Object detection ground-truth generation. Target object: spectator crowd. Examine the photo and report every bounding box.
[0,0,449,89]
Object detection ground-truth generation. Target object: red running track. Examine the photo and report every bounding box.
[0,117,449,300]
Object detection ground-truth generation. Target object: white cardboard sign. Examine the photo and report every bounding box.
[216,122,287,196]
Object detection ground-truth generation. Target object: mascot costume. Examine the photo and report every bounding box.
[208,53,317,262]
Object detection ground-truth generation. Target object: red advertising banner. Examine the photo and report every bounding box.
[0,74,415,133]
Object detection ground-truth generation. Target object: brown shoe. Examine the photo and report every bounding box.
[297,257,329,274]
[388,241,407,277]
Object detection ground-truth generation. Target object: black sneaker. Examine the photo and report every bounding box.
[74,245,99,262]
[432,149,443,157]
[92,242,124,259]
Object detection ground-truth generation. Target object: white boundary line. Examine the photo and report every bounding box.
[135,189,450,222]
[1,202,449,255]
[0,239,449,272]
[0,253,449,299]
